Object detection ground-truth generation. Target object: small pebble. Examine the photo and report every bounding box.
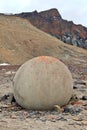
[53,105,64,113]
[82,121,87,125]
[73,117,83,121]
[40,117,47,122]
[8,93,16,103]
[82,96,87,100]
[74,81,86,85]
[64,105,82,115]
[1,95,9,101]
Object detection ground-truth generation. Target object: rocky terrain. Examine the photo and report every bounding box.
[0,57,87,130]
[0,14,87,64]
[0,12,87,130]
[16,8,87,49]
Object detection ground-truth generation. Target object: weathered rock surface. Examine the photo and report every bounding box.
[13,56,73,110]
[16,8,87,49]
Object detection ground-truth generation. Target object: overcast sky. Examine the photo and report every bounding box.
[0,0,87,27]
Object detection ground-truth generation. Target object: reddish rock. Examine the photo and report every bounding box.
[16,8,87,44]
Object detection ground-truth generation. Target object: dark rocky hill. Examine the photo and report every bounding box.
[16,8,87,49]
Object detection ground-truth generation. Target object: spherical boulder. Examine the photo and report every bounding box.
[13,56,73,110]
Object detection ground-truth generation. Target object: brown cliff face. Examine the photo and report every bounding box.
[16,8,87,49]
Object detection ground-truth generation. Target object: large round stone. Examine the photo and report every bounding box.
[13,56,73,110]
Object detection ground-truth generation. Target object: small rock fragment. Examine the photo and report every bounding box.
[40,117,47,122]
[81,96,87,100]
[73,117,83,121]
[69,94,78,104]
[1,94,9,101]
[53,105,64,113]
[10,114,17,119]
[0,93,16,103]
[64,105,82,115]
[82,121,87,125]
[8,93,16,104]
[74,80,86,85]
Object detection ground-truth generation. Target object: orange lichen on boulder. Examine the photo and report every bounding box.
[38,56,58,64]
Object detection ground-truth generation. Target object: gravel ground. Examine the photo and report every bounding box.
[0,65,87,130]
